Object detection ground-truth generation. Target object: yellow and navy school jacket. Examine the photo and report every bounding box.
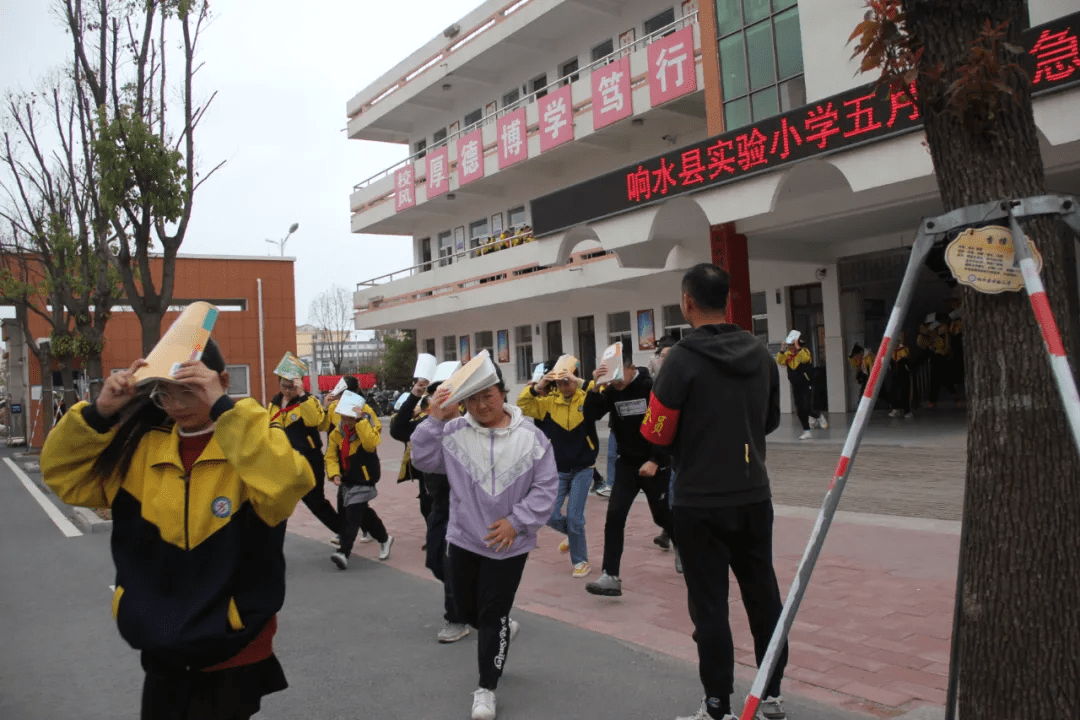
[268,393,325,474]
[40,398,315,670]
[319,398,347,433]
[849,352,874,383]
[917,324,951,356]
[892,344,911,367]
[324,408,382,487]
[517,384,604,472]
[776,346,813,385]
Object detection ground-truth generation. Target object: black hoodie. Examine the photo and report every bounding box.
[644,324,780,508]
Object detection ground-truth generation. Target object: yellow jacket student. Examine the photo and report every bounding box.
[325,407,382,485]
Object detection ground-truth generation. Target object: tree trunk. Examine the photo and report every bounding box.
[902,1,1080,716]
[36,348,54,447]
[140,311,164,356]
[85,353,104,403]
[58,362,77,411]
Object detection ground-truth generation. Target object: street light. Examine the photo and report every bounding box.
[265,222,300,257]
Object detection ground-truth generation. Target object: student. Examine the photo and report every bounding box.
[584,345,674,598]
[517,362,604,579]
[888,334,913,418]
[389,389,433,525]
[321,376,376,546]
[40,341,315,719]
[643,264,788,720]
[268,373,338,535]
[776,331,827,440]
[848,343,874,397]
[412,365,558,720]
[390,377,470,644]
[918,312,957,407]
[324,395,393,569]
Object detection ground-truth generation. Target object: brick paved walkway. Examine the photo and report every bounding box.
[289,422,965,718]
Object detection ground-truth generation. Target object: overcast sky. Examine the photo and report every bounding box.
[0,0,482,327]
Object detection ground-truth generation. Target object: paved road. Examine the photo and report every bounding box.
[0,450,868,720]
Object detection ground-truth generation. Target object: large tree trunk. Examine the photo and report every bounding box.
[140,310,163,356]
[902,1,1080,716]
[35,349,54,448]
[85,353,104,403]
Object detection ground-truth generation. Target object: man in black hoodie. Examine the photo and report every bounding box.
[643,263,787,720]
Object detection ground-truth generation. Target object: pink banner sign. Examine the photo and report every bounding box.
[394,165,416,212]
[497,107,528,169]
[456,129,485,187]
[591,56,632,130]
[539,85,574,153]
[425,145,450,199]
[648,26,697,107]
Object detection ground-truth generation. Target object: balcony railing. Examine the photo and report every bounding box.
[352,11,699,192]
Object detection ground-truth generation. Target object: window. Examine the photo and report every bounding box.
[716,0,804,131]
[475,330,494,358]
[751,291,769,345]
[531,73,548,100]
[663,304,690,341]
[515,325,534,382]
[412,138,427,159]
[226,365,250,397]
[424,338,436,356]
[432,127,447,148]
[607,311,632,351]
[560,58,580,85]
[469,218,489,255]
[644,7,676,36]
[546,320,563,358]
[508,205,528,229]
[464,108,483,128]
[502,88,521,108]
[443,335,458,362]
[419,237,432,272]
[591,39,614,62]
[437,230,454,267]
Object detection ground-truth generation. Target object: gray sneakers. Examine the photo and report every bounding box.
[585,572,622,596]
[760,695,786,719]
[437,621,471,643]
[675,700,735,720]
[330,552,347,570]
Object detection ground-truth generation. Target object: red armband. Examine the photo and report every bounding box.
[640,392,679,446]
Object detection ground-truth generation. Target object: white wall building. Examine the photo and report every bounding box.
[346,0,1080,415]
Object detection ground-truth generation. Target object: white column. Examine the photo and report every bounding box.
[820,264,847,417]
[766,286,793,415]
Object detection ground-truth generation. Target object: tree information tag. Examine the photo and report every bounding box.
[945,225,1044,294]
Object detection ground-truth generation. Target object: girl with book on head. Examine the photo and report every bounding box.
[40,339,315,719]
[411,361,558,720]
[267,367,339,536]
[324,392,393,569]
[320,376,378,546]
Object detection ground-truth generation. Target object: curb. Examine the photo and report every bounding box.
[72,507,112,534]
[896,707,946,720]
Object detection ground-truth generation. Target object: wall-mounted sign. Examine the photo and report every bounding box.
[945,225,1043,294]
[648,25,697,107]
[530,10,1080,236]
[394,165,416,212]
[425,145,450,199]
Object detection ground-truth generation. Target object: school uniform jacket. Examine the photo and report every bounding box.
[390,392,451,503]
[40,398,315,669]
[516,385,604,472]
[324,409,382,487]
[268,393,325,475]
[776,346,813,386]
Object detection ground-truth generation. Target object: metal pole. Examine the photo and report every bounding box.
[738,226,936,720]
[257,278,267,406]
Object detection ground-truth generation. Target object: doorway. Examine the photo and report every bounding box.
[576,316,596,380]
[545,320,563,362]
[789,283,827,411]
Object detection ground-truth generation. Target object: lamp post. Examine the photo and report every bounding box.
[265,222,300,257]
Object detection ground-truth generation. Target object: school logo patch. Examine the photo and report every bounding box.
[289,413,298,422]
[211,496,232,518]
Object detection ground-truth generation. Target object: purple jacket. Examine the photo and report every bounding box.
[411,404,558,559]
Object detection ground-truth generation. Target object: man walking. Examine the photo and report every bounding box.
[642,263,788,720]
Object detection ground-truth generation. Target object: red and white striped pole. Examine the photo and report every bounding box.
[737,227,936,720]
[1007,209,1080,454]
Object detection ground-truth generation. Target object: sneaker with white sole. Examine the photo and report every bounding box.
[676,700,735,720]
[596,486,611,498]
[357,532,373,543]
[508,618,520,641]
[378,536,394,561]
[798,430,812,440]
[471,688,496,720]
[808,416,818,429]
[572,561,591,578]
[888,409,902,418]
[330,552,347,570]
[585,572,622,596]
[674,549,683,574]
[329,535,340,547]
[760,695,786,719]
[437,621,471,643]
[817,415,828,429]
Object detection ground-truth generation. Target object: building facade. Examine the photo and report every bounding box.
[346,0,1080,415]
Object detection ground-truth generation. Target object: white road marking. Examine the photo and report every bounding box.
[4,458,82,537]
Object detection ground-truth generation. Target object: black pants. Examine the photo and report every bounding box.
[674,501,787,716]
[447,543,528,690]
[425,498,462,623]
[301,475,339,534]
[336,484,369,538]
[417,482,433,521]
[140,654,286,720]
[601,458,673,578]
[793,380,821,431]
[890,365,911,413]
[339,498,387,557]
[928,353,957,403]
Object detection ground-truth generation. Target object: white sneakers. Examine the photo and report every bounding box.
[357,532,373,543]
[675,700,734,720]
[817,415,828,429]
[798,430,812,440]
[437,620,471,643]
[471,688,496,720]
[330,552,347,570]
[378,536,394,561]
[508,618,521,641]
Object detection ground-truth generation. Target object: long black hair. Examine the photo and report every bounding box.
[91,339,227,482]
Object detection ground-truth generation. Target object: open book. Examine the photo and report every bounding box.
[440,350,498,406]
[335,390,367,419]
[594,342,624,385]
[431,360,462,384]
[274,352,308,380]
[549,354,579,380]
[133,302,219,385]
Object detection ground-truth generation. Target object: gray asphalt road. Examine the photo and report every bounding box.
[0,449,865,720]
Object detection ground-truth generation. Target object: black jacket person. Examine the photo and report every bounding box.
[643,263,789,720]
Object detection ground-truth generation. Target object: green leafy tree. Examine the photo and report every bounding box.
[850,2,1080,715]
[380,332,417,391]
